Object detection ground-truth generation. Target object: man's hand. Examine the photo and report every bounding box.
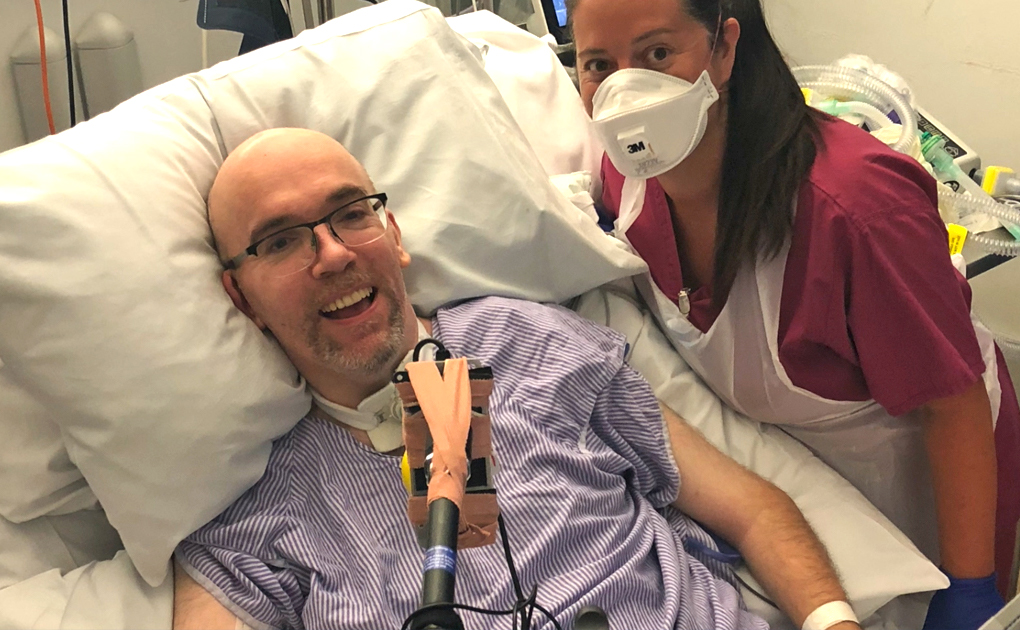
[173,560,239,630]
[661,403,856,629]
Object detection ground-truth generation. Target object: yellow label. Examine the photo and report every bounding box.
[947,223,968,256]
[801,88,814,105]
[400,451,412,494]
[983,166,1015,195]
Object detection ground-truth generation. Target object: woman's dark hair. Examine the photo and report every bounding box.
[569,0,822,306]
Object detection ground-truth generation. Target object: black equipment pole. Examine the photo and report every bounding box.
[410,498,465,630]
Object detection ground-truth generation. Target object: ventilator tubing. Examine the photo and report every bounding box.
[815,99,893,132]
[793,65,917,155]
[939,188,1020,257]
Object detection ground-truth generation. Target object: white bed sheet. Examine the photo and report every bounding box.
[0,510,169,630]
[0,552,171,630]
[571,281,948,628]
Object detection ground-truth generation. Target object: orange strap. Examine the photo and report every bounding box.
[406,358,471,510]
[33,0,56,135]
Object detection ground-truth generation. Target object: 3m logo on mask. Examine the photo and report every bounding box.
[617,129,654,162]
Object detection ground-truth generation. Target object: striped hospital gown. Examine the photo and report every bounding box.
[176,296,767,630]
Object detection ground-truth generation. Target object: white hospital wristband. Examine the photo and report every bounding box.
[801,601,858,630]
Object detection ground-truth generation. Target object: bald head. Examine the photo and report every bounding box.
[210,128,416,406]
[209,128,374,261]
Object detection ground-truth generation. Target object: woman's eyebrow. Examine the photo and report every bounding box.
[632,27,676,45]
[579,27,679,59]
[576,46,609,59]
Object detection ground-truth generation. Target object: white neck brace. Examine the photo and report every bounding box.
[310,318,430,452]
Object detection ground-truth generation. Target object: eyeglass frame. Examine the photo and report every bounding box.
[222,193,389,271]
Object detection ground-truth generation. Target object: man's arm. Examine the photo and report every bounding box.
[661,403,860,630]
[172,559,239,630]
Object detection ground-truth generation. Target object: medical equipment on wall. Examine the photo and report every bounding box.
[922,132,989,199]
[292,0,375,30]
[916,108,983,181]
[794,65,917,155]
[980,167,1020,199]
[419,0,554,42]
[794,61,1020,258]
[828,55,984,177]
[11,25,71,142]
[74,13,143,120]
[198,0,295,53]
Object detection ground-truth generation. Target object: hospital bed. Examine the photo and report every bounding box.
[0,2,962,628]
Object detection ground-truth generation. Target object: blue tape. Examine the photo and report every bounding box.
[423,546,457,575]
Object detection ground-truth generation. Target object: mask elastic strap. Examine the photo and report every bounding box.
[709,1,723,59]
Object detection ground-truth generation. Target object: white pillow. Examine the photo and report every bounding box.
[446,10,603,181]
[0,0,643,586]
[0,366,97,522]
[193,2,640,313]
[571,282,948,623]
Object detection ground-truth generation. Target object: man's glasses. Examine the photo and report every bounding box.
[224,193,389,277]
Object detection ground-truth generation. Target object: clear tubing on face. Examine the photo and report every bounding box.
[793,65,918,155]
[938,188,1020,257]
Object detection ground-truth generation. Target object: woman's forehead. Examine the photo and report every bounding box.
[573,0,698,49]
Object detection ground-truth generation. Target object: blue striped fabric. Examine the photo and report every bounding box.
[176,297,767,630]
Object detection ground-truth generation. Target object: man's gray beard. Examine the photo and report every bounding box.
[306,292,407,379]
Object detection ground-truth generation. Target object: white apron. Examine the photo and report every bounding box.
[616,178,1003,564]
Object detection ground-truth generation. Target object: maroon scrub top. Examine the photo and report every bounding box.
[601,114,1020,593]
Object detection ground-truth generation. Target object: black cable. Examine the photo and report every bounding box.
[61,0,75,126]
[498,515,563,630]
[497,514,525,601]
[499,515,531,630]
[399,513,565,630]
[401,602,517,630]
[732,571,778,610]
[532,603,561,628]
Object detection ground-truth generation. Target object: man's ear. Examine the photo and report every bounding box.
[388,211,412,269]
[221,270,266,329]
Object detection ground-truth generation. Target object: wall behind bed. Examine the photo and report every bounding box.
[5,0,1017,169]
[0,0,242,153]
[766,0,1020,170]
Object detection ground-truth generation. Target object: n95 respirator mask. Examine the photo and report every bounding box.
[591,69,719,179]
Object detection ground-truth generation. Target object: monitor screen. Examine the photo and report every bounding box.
[552,0,567,27]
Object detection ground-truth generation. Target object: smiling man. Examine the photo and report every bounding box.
[172,128,861,630]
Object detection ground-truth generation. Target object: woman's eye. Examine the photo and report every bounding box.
[583,59,611,75]
[645,47,670,64]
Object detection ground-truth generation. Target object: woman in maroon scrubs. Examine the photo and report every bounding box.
[568,0,1019,627]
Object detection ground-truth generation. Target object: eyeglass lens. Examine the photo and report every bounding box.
[254,198,387,277]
